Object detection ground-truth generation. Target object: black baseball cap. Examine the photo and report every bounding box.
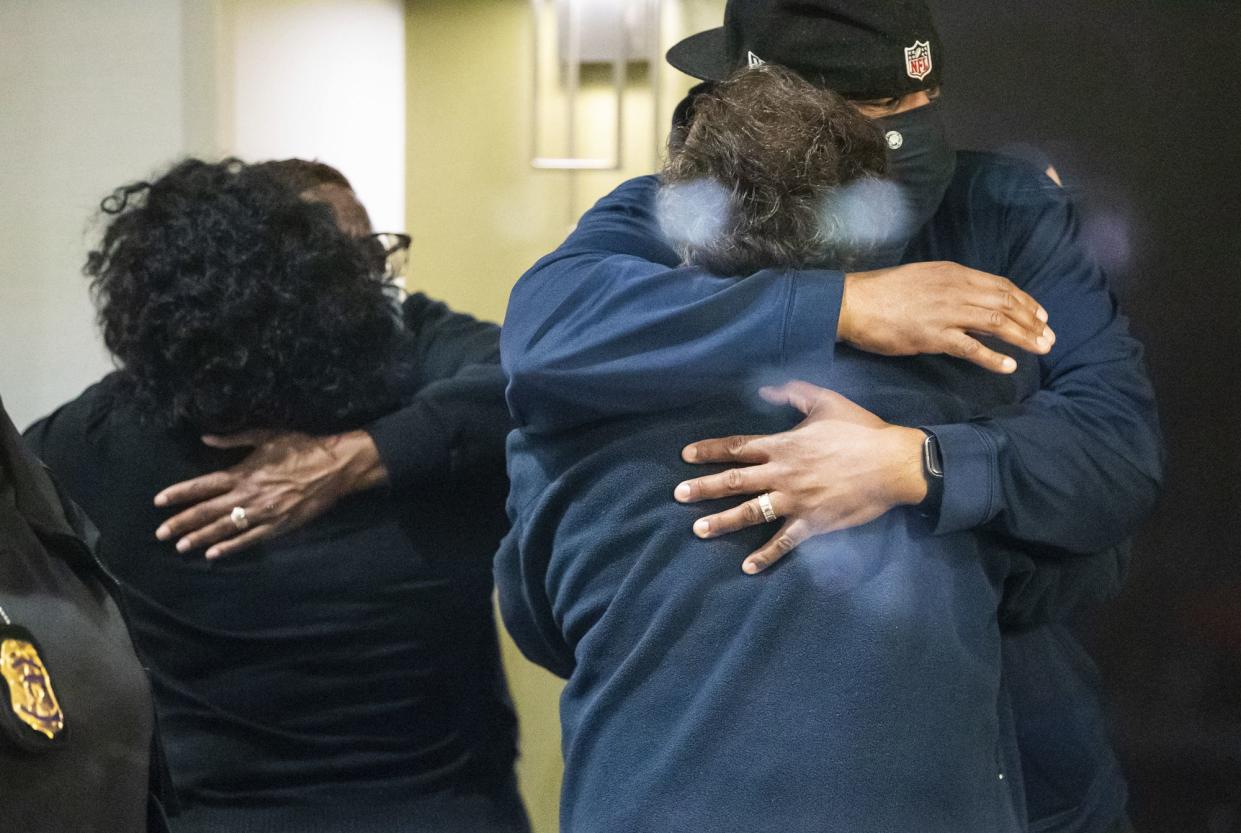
[666,0,943,100]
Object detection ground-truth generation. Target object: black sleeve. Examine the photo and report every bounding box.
[21,413,55,463]
[366,293,512,491]
[996,540,1130,629]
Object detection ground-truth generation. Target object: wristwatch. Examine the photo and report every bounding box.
[917,430,944,518]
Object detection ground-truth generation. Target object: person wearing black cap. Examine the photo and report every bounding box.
[665,5,1154,833]
[496,2,1159,833]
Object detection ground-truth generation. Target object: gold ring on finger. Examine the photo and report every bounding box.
[757,492,777,524]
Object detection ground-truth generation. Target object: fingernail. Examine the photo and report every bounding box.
[176,539,191,553]
[693,519,710,538]
[682,446,698,462]
[675,483,691,501]
[1002,357,1017,372]
[1036,307,1048,322]
[154,494,167,507]
[1035,336,1050,351]
[205,548,219,560]
[156,525,170,541]
[1043,327,1056,344]
[743,560,761,575]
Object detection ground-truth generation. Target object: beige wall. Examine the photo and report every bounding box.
[406,0,723,320]
[405,2,722,830]
[0,0,218,429]
[219,0,407,230]
[0,0,408,429]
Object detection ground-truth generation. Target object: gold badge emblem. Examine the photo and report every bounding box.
[1,637,65,740]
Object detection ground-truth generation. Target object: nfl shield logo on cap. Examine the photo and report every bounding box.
[904,40,932,81]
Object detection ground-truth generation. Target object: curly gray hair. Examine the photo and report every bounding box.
[659,64,888,276]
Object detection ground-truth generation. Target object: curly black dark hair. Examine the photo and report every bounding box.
[660,64,888,275]
[86,158,400,435]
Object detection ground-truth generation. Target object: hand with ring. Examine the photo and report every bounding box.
[673,381,929,575]
[154,429,387,559]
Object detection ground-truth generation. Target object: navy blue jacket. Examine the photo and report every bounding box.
[497,154,1162,832]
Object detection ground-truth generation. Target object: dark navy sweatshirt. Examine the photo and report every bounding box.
[497,153,1162,832]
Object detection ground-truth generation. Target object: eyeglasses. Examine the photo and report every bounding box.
[365,232,412,283]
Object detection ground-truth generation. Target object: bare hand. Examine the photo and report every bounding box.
[154,429,386,559]
[674,381,927,575]
[839,261,1054,374]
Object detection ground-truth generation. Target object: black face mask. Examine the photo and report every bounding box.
[874,100,957,241]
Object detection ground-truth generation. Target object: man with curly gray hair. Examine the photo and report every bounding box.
[659,65,890,275]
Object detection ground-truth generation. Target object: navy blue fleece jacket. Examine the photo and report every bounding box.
[497,153,1162,832]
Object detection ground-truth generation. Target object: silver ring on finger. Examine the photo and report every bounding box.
[757,492,777,524]
[230,506,250,531]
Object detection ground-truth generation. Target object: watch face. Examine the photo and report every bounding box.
[923,433,944,478]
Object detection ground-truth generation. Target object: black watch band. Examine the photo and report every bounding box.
[917,430,944,519]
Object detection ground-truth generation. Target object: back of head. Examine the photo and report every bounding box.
[659,64,887,276]
[87,158,400,435]
[251,159,374,237]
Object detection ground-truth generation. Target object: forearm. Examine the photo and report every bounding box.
[928,321,1161,554]
[506,180,847,433]
[368,364,511,492]
[328,429,389,492]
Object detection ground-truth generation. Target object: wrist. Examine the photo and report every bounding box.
[335,430,388,493]
[887,426,929,506]
[837,273,857,343]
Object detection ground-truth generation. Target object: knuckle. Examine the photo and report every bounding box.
[774,535,795,554]
[743,502,764,524]
[951,335,980,358]
[725,468,744,490]
[988,310,1005,328]
[726,436,749,457]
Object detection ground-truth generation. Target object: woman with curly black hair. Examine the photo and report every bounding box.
[86,158,401,435]
[24,158,528,833]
